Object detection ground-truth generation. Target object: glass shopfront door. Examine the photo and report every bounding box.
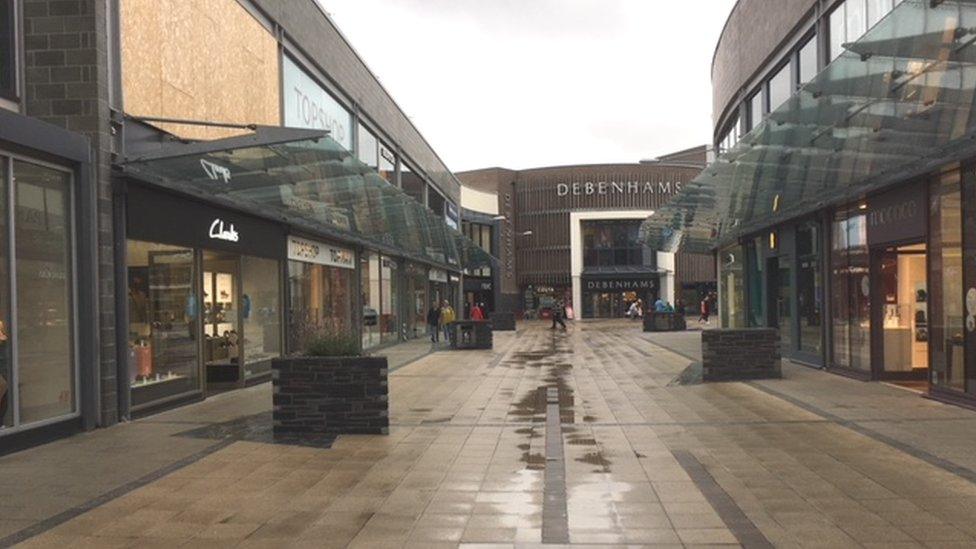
[875,244,929,381]
[203,251,242,390]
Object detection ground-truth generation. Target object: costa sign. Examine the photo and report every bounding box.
[557,180,683,198]
[867,185,926,246]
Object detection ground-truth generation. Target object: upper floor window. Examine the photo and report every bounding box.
[798,35,818,85]
[0,0,15,101]
[582,220,644,268]
[829,0,895,61]
[768,62,792,113]
[748,90,763,132]
[357,123,379,170]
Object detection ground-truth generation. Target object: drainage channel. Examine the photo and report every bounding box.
[541,385,570,544]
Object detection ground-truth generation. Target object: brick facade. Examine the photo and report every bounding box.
[22,0,117,426]
[701,329,782,382]
[272,357,390,436]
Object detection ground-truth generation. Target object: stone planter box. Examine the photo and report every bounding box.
[490,312,516,331]
[450,320,493,349]
[643,312,687,332]
[702,329,781,382]
[272,356,389,437]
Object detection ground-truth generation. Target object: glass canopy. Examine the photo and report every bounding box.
[122,126,494,271]
[643,0,976,253]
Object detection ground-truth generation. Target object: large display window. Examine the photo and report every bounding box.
[127,240,200,407]
[406,263,428,339]
[0,158,77,432]
[286,238,354,353]
[381,256,400,344]
[719,245,745,328]
[582,220,643,268]
[797,223,823,356]
[929,172,964,392]
[241,255,281,379]
[362,252,381,349]
[830,207,871,372]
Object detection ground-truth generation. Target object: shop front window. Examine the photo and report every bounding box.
[746,238,765,327]
[362,252,381,349]
[797,223,823,356]
[14,160,75,424]
[719,245,745,328]
[830,207,870,372]
[407,263,428,339]
[242,255,281,379]
[288,260,354,354]
[127,240,200,408]
[380,256,399,343]
[0,160,9,428]
[929,172,964,392]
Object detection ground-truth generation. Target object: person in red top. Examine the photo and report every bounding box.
[471,302,485,320]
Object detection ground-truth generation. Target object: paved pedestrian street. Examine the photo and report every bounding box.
[7,321,976,548]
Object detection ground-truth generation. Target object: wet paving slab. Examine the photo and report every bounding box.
[12,321,976,547]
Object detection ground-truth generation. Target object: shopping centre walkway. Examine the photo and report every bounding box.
[7,322,976,548]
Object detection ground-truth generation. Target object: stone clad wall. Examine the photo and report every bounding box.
[702,329,782,382]
[273,357,389,436]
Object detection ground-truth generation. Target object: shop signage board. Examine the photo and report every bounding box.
[556,180,683,198]
[282,55,353,150]
[429,269,449,283]
[867,184,927,246]
[582,277,657,292]
[446,202,460,230]
[287,236,355,270]
[127,185,286,259]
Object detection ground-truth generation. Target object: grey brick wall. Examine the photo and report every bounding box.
[22,0,117,426]
[272,357,389,436]
[702,329,782,382]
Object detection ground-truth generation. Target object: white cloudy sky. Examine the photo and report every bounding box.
[319,0,738,171]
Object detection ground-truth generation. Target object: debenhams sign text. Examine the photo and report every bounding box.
[556,181,683,197]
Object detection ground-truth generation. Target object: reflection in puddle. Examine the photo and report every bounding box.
[576,450,612,472]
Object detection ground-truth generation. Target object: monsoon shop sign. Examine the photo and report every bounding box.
[556,180,683,198]
[282,56,353,150]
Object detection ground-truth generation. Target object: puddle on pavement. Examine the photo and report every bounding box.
[522,452,546,470]
[567,437,598,446]
[576,450,612,472]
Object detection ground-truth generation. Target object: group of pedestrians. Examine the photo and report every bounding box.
[426,300,455,343]
[426,301,489,343]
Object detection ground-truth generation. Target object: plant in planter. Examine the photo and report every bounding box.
[272,328,389,438]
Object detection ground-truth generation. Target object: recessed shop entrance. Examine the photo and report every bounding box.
[873,243,929,384]
[203,251,242,390]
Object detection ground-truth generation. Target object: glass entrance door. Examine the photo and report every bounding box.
[876,244,929,380]
[203,251,241,390]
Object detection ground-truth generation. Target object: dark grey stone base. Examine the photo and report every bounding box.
[643,312,687,332]
[451,321,493,349]
[272,356,389,436]
[491,312,516,331]
[702,329,781,382]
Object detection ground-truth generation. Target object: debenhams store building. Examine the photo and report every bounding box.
[458,147,716,320]
[645,0,976,408]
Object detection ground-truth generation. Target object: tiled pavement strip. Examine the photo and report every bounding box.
[4,324,976,546]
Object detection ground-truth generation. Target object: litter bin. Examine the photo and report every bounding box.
[450,320,493,350]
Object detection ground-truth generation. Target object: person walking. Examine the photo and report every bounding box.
[627,300,640,321]
[699,296,710,325]
[654,296,666,313]
[440,300,456,343]
[427,304,441,342]
[550,300,567,330]
[471,302,485,321]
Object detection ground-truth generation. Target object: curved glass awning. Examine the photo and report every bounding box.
[642,0,976,253]
[121,124,495,272]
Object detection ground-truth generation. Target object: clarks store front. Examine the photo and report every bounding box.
[124,185,286,414]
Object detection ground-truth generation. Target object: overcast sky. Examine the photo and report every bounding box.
[319,0,738,172]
